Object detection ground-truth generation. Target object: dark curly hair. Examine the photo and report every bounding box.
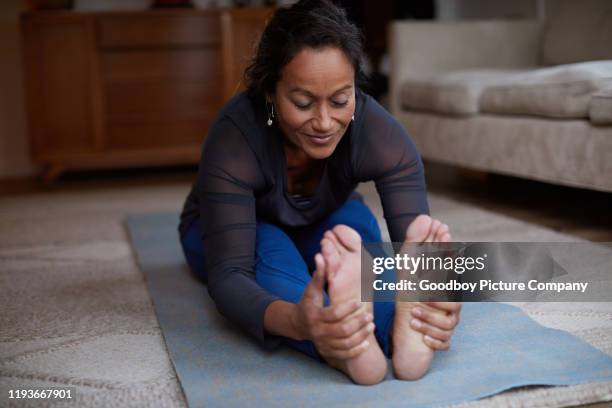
[244,0,367,99]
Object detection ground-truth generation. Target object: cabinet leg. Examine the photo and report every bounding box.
[42,164,66,184]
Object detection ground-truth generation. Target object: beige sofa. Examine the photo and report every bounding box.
[389,0,612,192]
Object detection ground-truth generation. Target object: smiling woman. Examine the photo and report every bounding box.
[271,47,354,161]
[178,0,460,385]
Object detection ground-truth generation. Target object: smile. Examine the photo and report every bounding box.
[304,132,335,145]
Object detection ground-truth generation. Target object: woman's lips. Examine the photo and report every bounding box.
[304,132,335,145]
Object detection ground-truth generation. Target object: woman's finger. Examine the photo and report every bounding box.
[411,306,459,330]
[410,318,452,342]
[319,301,365,323]
[325,309,373,339]
[326,320,374,350]
[422,301,463,313]
[302,254,326,306]
[423,335,450,351]
[320,339,370,360]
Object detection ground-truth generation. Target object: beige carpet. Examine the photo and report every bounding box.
[0,181,611,407]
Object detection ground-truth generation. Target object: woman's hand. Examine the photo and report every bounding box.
[291,260,374,360]
[409,301,462,350]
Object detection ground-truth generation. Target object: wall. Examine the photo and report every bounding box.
[0,0,36,178]
[436,0,542,20]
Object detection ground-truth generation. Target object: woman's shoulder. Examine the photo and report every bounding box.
[349,89,421,180]
[206,91,270,154]
[217,91,266,133]
[352,88,408,144]
[199,93,269,189]
[355,88,402,130]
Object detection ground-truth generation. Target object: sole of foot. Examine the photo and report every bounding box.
[321,225,387,385]
[392,215,450,380]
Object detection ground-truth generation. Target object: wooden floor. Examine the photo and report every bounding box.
[1,162,611,241]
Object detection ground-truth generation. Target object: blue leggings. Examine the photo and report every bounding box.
[180,199,395,360]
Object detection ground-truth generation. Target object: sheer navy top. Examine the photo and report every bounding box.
[179,88,429,349]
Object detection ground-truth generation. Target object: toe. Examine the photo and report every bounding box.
[425,219,442,242]
[321,238,336,257]
[324,230,343,252]
[331,225,362,253]
[405,215,432,243]
[435,224,450,242]
[321,238,341,274]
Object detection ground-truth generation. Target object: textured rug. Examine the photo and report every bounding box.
[127,211,612,408]
[1,181,611,407]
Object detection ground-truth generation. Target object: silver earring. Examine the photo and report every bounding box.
[351,114,355,121]
[267,103,274,126]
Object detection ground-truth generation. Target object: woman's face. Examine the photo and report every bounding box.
[270,46,356,160]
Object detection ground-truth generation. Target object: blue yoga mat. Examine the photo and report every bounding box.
[126,212,612,408]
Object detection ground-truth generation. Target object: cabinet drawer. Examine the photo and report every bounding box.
[97,13,220,48]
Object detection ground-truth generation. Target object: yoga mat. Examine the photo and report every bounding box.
[126,212,612,408]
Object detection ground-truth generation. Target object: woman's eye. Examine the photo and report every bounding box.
[293,101,312,110]
[332,100,349,107]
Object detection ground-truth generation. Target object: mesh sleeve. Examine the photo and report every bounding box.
[195,118,281,349]
[353,101,430,242]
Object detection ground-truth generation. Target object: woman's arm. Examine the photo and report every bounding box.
[353,96,461,348]
[197,118,284,348]
[352,96,430,241]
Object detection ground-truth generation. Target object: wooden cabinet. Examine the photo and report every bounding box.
[21,8,272,182]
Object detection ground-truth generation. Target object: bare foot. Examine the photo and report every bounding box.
[319,225,387,385]
[392,215,451,380]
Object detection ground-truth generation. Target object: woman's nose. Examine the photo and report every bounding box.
[312,105,333,132]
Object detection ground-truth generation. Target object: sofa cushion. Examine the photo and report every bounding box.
[590,86,612,125]
[542,0,612,65]
[480,61,612,119]
[399,69,527,116]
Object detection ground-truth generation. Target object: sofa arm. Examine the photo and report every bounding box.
[389,20,544,116]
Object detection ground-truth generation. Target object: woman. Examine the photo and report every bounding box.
[179,0,461,385]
